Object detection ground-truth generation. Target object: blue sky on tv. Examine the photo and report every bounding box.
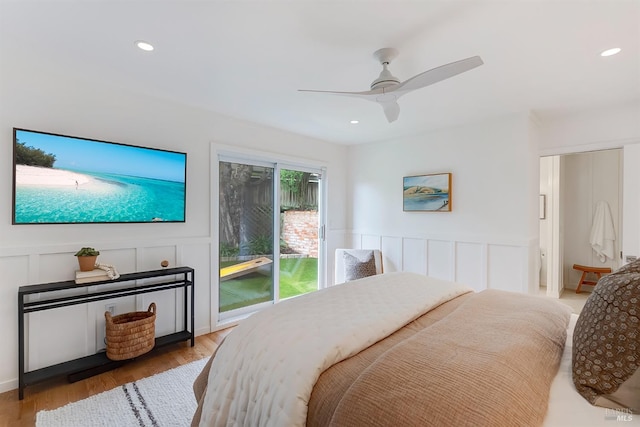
[17,130,186,183]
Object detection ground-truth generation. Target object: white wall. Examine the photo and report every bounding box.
[347,113,538,293]
[346,103,640,298]
[539,102,640,154]
[0,57,348,392]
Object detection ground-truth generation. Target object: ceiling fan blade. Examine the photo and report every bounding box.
[381,100,400,123]
[298,88,382,101]
[393,56,483,94]
[300,88,399,122]
[299,51,482,124]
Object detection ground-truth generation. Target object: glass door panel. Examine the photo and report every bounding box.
[279,168,320,299]
[219,161,274,314]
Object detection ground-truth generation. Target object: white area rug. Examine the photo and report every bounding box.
[36,358,208,427]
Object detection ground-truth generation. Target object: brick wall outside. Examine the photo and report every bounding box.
[282,210,318,258]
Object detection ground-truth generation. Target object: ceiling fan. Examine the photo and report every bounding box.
[299,48,483,123]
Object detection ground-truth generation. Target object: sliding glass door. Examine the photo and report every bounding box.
[279,168,321,299]
[219,161,275,316]
[218,157,324,320]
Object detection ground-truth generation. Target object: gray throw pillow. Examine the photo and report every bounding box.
[572,259,640,412]
[343,251,377,282]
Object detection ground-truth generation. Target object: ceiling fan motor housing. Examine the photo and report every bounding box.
[370,64,401,90]
[370,48,401,90]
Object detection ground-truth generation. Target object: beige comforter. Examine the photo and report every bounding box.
[193,278,571,427]
[309,289,570,426]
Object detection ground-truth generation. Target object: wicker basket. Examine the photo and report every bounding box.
[105,302,156,361]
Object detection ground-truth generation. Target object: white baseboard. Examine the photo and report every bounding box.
[195,326,212,337]
[0,378,17,394]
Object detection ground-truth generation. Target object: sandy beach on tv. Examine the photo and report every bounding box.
[16,165,98,188]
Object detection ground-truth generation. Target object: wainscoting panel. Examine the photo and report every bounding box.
[427,240,454,281]
[455,242,486,292]
[0,255,29,392]
[32,304,89,370]
[381,236,402,273]
[0,238,212,393]
[488,244,526,292]
[402,238,427,275]
[349,232,531,294]
[135,245,180,338]
[326,230,348,288]
[98,248,138,274]
[361,234,382,250]
[180,242,212,336]
[39,252,82,283]
[135,246,177,273]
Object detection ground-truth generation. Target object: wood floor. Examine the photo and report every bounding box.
[0,327,232,427]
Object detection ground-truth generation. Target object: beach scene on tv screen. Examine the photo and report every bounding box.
[14,129,186,224]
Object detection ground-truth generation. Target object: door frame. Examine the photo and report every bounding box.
[211,143,327,329]
[539,145,626,299]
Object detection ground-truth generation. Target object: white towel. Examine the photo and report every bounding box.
[589,200,616,262]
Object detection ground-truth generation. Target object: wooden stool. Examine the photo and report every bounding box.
[573,264,612,294]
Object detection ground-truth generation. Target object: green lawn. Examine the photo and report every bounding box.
[219,257,317,312]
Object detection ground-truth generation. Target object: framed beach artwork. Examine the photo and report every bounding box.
[403,173,451,212]
[12,128,187,224]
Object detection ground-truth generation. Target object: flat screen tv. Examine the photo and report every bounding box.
[12,128,187,224]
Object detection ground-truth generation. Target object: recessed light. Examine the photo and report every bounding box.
[350,120,359,124]
[135,40,154,52]
[600,47,621,57]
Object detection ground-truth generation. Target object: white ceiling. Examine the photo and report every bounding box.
[1,0,639,145]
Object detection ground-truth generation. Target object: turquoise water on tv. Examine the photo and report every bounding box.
[15,171,185,224]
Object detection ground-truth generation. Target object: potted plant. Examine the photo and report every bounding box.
[75,247,100,271]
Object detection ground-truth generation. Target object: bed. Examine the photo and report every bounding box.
[192,272,636,426]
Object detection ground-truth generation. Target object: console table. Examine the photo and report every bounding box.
[18,266,194,399]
